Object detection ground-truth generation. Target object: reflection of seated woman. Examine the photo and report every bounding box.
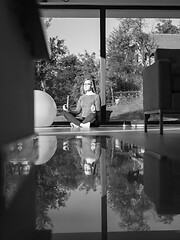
[75,136,101,175]
[63,78,101,128]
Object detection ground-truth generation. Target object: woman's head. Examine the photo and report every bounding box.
[84,158,96,176]
[82,79,96,94]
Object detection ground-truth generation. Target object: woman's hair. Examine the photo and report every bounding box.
[80,78,96,94]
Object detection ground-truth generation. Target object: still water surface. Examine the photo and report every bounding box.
[4,134,180,234]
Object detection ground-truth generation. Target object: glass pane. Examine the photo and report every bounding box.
[36,10,100,124]
[106,12,180,124]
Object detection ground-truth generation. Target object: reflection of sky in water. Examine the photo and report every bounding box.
[48,187,101,233]
[4,134,180,233]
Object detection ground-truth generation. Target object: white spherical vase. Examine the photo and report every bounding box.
[34,90,57,127]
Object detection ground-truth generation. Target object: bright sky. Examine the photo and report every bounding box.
[46,18,180,58]
[46,18,119,58]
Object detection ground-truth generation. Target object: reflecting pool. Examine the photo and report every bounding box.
[2,133,180,239]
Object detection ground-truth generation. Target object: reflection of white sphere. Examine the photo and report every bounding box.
[35,135,57,165]
[34,90,57,127]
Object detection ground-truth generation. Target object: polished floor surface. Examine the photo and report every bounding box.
[1,125,180,240]
[36,125,180,160]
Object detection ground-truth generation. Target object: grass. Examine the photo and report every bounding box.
[107,95,180,123]
[107,95,144,123]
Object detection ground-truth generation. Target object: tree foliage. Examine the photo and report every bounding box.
[106,18,155,98]
[35,18,180,109]
[34,37,68,92]
[34,38,100,109]
[155,19,180,34]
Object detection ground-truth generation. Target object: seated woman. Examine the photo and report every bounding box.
[75,136,101,176]
[63,78,101,128]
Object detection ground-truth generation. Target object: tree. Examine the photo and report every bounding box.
[51,53,81,106]
[106,18,156,104]
[72,51,100,101]
[42,17,52,29]
[155,19,180,34]
[35,137,84,229]
[34,22,100,110]
[45,50,100,109]
[34,37,68,92]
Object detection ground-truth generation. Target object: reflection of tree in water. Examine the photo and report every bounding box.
[35,137,79,229]
[6,136,175,231]
[106,139,152,231]
[107,139,175,231]
[35,136,101,229]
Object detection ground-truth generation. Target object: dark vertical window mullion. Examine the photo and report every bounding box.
[100,8,106,125]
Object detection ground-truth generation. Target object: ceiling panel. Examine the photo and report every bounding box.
[39,0,180,6]
[39,0,180,18]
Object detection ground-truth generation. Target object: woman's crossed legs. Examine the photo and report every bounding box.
[63,111,100,128]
